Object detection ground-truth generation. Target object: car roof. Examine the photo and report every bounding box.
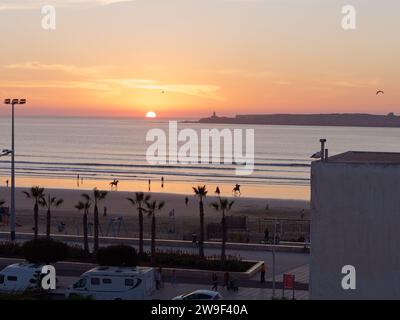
[1,263,44,273]
[187,290,219,296]
[83,266,149,277]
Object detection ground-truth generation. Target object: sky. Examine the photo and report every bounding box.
[0,0,399,118]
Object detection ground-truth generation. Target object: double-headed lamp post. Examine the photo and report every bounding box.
[4,98,26,241]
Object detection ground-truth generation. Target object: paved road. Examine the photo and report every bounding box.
[0,248,309,291]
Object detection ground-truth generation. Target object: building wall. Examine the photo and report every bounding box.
[310,161,400,299]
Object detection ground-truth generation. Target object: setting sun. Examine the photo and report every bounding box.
[146,111,157,118]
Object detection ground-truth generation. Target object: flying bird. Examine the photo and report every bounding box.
[376,90,384,95]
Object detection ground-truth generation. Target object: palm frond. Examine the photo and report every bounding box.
[81,194,91,201]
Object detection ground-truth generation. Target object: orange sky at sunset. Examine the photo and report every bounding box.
[0,0,399,118]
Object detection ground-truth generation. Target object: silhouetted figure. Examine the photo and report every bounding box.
[185,196,189,206]
[148,179,151,191]
[110,179,119,190]
[192,233,197,246]
[212,273,218,291]
[161,176,164,189]
[169,209,175,233]
[232,184,241,196]
[264,227,269,242]
[6,180,9,188]
[215,186,221,196]
[224,272,230,289]
[260,264,266,283]
[103,206,107,217]
[77,174,80,187]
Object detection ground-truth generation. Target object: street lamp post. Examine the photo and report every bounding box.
[272,219,277,298]
[3,98,26,241]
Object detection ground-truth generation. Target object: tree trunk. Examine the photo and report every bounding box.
[151,214,156,266]
[139,208,144,255]
[34,203,39,239]
[83,212,89,254]
[94,204,99,253]
[46,208,51,239]
[199,199,205,259]
[221,213,226,264]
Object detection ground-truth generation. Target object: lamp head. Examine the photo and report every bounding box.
[19,99,26,105]
[4,99,11,104]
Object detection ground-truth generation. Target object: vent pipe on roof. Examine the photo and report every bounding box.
[320,139,327,161]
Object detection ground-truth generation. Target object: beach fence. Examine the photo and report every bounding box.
[42,214,309,244]
[248,218,310,243]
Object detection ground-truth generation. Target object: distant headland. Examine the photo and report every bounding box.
[193,112,400,128]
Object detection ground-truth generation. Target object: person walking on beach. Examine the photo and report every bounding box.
[185,196,189,206]
[103,206,107,217]
[260,263,266,283]
[161,176,164,188]
[5,180,8,188]
[148,179,151,191]
[212,273,218,291]
[77,174,80,187]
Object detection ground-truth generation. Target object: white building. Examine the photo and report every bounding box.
[310,151,400,299]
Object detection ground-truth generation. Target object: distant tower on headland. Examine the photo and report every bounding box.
[212,111,217,118]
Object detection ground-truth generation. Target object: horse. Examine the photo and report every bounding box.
[232,184,241,197]
[110,179,119,191]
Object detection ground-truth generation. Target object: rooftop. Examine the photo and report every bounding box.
[327,151,400,165]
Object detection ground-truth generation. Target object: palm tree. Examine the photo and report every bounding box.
[39,194,64,239]
[146,199,165,265]
[22,186,45,239]
[210,198,234,264]
[193,185,208,259]
[75,199,91,254]
[127,192,150,255]
[82,188,108,253]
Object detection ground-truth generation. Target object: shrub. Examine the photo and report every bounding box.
[67,244,91,261]
[96,245,138,267]
[22,238,68,264]
[140,250,253,272]
[0,242,23,257]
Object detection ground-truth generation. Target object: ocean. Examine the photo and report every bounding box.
[0,116,399,200]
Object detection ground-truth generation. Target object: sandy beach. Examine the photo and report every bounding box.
[0,186,309,243]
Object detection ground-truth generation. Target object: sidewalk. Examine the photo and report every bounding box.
[153,282,309,300]
[0,231,309,253]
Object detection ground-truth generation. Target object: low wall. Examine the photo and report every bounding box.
[0,232,309,253]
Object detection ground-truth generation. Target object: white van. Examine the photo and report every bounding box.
[65,266,155,300]
[0,262,44,293]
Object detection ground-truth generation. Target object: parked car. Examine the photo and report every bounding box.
[65,266,155,300]
[0,262,45,293]
[172,290,223,300]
